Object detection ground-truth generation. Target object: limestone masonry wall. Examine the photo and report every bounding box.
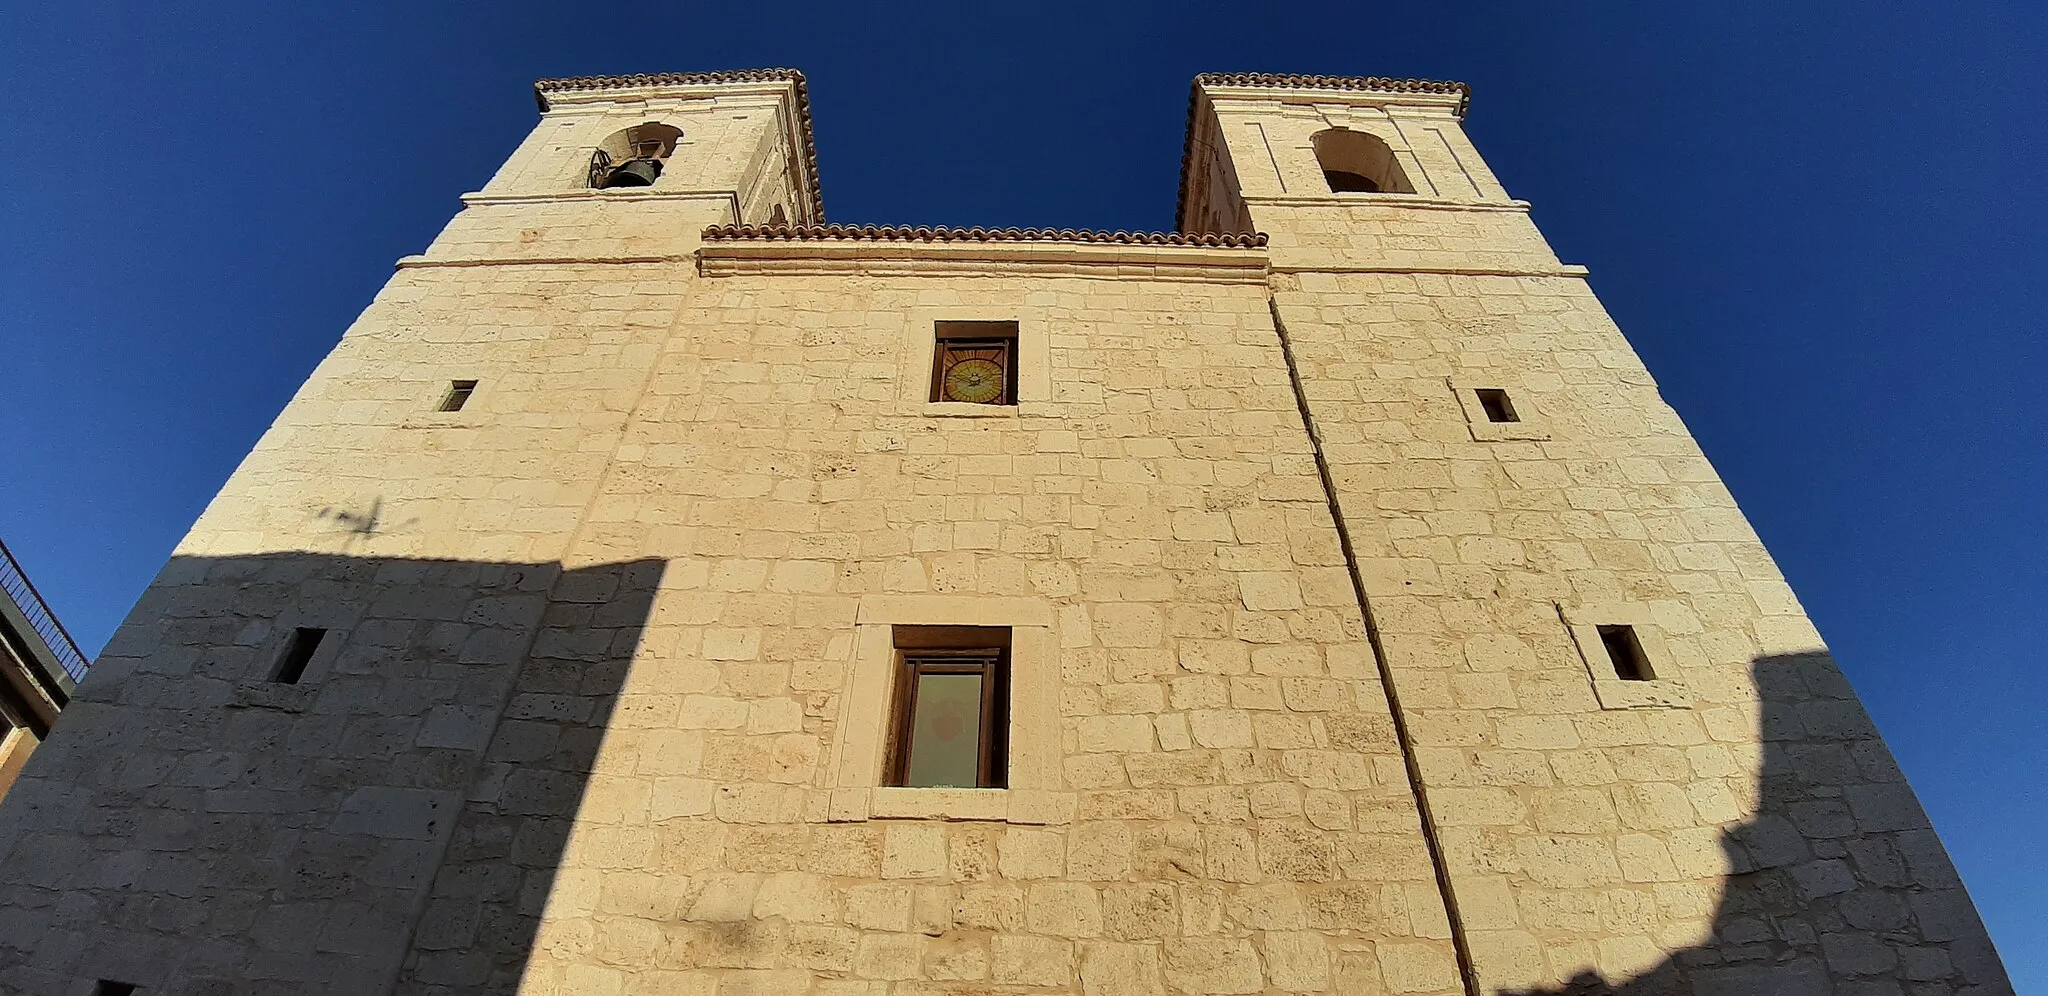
[0,71,2009,996]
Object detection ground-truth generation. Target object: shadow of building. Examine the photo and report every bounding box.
[1499,653,2012,996]
[0,550,663,996]
[0,559,2014,994]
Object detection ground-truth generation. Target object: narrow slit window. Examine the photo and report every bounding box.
[930,321,1019,406]
[1475,388,1519,424]
[273,627,327,684]
[439,380,478,412]
[96,982,139,996]
[888,627,1010,788]
[1598,625,1654,681]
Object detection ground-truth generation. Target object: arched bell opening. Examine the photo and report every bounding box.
[1312,128,1414,195]
[588,122,683,190]
[1324,169,1380,193]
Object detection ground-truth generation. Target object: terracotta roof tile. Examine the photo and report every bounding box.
[1176,72,1472,232]
[702,224,1267,248]
[1193,72,1469,110]
[534,69,824,223]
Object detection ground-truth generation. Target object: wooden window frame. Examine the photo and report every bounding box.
[929,321,1020,406]
[828,602,1056,822]
[887,646,1009,788]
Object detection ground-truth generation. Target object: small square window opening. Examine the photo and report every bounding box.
[888,626,1010,788]
[1598,624,1654,681]
[930,322,1019,406]
[96,982,139,996]
[1475,388,1519,424]
[273,627,327,684]
[439,380,478,412]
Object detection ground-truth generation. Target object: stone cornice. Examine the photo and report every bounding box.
[396,254,692,269]
[1194,72,1470,115]
[702,223,1267,248]
[460,189,741,211]
[1269,262,1589,278]
[698,226,1269,282]
[1240,195,1530,212]
[533,69,824,223]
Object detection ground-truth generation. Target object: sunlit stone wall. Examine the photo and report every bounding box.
[0,71,2008,996]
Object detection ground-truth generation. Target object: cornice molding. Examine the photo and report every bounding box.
[396,254,690,269]
[702,223,1267,249]
[1193,72,1470,114]
[698,228,1269,282]
[1240,195,1530,213]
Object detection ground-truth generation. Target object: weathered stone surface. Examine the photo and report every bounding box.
[0,69,2006,996]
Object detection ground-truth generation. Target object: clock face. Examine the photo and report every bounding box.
[944,357,1006,404]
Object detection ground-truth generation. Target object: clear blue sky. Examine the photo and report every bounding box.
[3,1,2042,981]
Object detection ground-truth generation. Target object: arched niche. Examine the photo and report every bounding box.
[1312,128,1415,195]
[588,122,684,189]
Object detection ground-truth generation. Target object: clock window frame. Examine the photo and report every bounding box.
[929,321,1020,407]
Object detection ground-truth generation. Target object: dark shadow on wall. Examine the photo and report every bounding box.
[0,564,2016,995]
[0,550,663,996]
[1499,653,2012,996]
[394,556,668,995]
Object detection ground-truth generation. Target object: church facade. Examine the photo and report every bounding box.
[0,70,2010,996]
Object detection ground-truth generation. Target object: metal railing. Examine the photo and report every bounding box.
[0,539,89,681]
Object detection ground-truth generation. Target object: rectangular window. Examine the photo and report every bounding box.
[272,627,327,684]
[1475,388,1519,423]
[930,321,1019,405]
[1598,624,1654,681]
[439,380,478,412]
[96,983,138,996]
[889,626,1009,787]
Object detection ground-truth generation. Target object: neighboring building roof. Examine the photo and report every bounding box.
[0,539,81,734]
[702,223,1267,248]
[534,69,825,223]
[1175,72,1472,233]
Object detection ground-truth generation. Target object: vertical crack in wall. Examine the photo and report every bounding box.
[1266,296,1480,996]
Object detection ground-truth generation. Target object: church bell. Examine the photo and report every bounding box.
[603,158,663,188]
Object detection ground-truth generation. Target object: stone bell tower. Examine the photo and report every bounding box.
[0,68,2009,996]
[442,69,819,262]
[0,71,822,994]
[1181,72,2010,994]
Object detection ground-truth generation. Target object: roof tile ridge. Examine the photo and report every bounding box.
[1192,71,1470,100]
[701,223,1268,248]
[534,68,806,91]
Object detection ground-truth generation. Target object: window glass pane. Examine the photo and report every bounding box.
[904,671,984,787]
